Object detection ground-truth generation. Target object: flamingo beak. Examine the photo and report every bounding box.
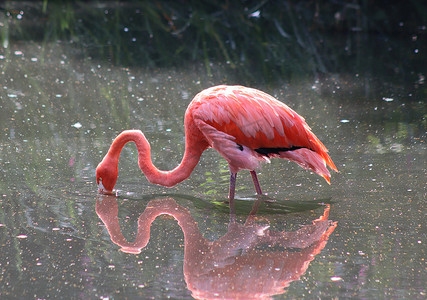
[97,179,115,195]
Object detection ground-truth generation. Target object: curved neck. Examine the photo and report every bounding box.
[108,129,207,187]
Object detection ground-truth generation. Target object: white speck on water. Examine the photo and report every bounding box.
[72,122,82,129]
[340,119,350,123]
[14,51,23,56]
[248,10,261,18]
[331,276,343,282]
[382,97,394,102]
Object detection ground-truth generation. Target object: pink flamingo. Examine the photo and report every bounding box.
[96,85,338,199]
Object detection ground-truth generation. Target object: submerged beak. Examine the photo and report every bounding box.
[97,179,115,195]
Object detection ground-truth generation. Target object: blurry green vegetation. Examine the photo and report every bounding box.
[1,0,426,83]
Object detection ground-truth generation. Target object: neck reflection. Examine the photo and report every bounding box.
[96,196,337,299]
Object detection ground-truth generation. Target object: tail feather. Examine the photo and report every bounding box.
[277,148,333,183]
[324,154,338,173]
[322,174,331,185]
[306,133,338,173]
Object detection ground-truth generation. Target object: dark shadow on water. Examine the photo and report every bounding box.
[96,194,337,299]
[113,191,334,216]
[218,196,334,216]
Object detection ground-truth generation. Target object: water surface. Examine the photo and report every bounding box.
[0,3,426,299]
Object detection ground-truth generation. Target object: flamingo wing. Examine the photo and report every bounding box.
[189,85,337,181]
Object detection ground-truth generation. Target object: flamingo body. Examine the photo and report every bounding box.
[96,85,337,198]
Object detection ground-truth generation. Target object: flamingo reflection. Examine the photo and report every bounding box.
[96,196,337,299]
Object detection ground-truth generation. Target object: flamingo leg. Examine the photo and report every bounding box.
[229,172,237,221]
[250,170,263,195]
[229,172,237,201]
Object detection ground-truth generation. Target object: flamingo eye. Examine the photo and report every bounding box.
[237,144,244,151]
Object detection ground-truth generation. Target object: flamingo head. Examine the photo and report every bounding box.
[96,157,118,194]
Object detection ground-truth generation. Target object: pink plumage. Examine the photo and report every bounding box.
[96,85,338,199]
[190,85,337,181]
